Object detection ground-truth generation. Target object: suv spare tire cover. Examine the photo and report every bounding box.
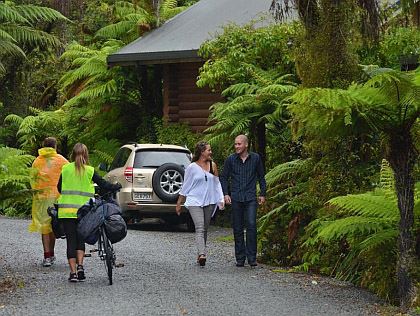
[152,163,185,203]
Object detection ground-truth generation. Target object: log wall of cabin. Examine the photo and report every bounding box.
[162,62,222,133]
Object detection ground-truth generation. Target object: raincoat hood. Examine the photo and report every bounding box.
[38,147,57,158]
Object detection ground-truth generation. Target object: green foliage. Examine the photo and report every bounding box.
[94,0,188,43]
[94,1,154,43]
[0,146,34,216]
[299,161,420,301]
[4,108,66,154]
[380,27,420,69]
[89,138,121,175]
[205,68,296,148]
[0,1,69,74]
[289,69,420,140]
[149,118,201,152]
[58,40,139,148]
[198,22,299,90]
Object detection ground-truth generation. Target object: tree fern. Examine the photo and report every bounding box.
[0,146,35,216]
[300,161,420,297]
[4,109,66,153]
[0,1,68,74]
[95,0,188,43]
[205,66,296,147]
[89,138,121,173]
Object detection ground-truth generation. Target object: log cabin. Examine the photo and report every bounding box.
[107,0,275,133]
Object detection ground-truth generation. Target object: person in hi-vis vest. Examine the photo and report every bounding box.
[57,143,121,282]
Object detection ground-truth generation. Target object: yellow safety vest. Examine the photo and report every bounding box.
[57,163,95,219]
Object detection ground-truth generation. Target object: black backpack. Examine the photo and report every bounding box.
[47,205,66,239]
[104,214,127,244]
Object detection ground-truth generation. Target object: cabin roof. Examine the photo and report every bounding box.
[107,0,279,66]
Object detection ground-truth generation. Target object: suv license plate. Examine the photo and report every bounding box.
[133,192,152,200]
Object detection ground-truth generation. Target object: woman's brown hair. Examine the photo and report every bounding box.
[192,141,209,162]
[71,143,89,174]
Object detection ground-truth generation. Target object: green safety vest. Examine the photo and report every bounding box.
[57,162,95,219]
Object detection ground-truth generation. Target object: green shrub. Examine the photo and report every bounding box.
[380,27,420,69]
[149,118,201,152]
[0,146,35,217]
[298,160,420,302]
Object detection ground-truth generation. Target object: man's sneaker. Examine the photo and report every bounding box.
[50,256,56,264]
[68,273,78,282]
[42,257,52,267]
[77,265,86,282]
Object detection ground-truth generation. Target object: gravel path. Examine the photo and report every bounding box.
[0,216,381,316]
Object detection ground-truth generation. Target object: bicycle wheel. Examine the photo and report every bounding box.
[101,226,113,285]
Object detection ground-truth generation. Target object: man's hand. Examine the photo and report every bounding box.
[224,195,231,205]
[258,196,266,205]
[175,204,182,216]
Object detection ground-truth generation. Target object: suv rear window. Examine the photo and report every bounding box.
[133,150,191,168]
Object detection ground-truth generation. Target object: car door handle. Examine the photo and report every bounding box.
[135,176,146,179]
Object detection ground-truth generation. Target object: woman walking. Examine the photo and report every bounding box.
[29,137,68,267]
[57,143,121,282]
[176,141,224,266]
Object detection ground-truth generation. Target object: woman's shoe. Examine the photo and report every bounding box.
[198,255,206,267]
[68,272,78,282]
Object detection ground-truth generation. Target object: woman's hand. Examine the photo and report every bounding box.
[176,195,185,216]
[175,204,182,216]
[218,201,225,210]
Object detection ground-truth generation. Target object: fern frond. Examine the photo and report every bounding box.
[3,25,61,48]
[95,20,136,39]
[266,159,312,186]
[358,228,398,255]
[4,114,24,125]
[15,4,69,24]
[328,190,398,219]
[0,38,25,57]
[316,216,393,241]
[0,3,28,24]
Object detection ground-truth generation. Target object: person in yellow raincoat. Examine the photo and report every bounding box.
[29,137,68,267]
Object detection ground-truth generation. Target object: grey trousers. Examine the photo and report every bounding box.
[188,204,214,256]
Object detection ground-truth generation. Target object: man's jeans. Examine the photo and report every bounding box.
[231,199,257,264]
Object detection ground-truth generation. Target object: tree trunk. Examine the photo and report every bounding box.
[388,131,417,310]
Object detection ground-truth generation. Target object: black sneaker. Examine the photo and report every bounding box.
[77,265,86,282]
[248,261,258,267]
[68,273,78,282]
[236,261,245,267]
[198,255,206,267]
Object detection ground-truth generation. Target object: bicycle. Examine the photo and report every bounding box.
[79,190,125,285]
[96,220,116,285]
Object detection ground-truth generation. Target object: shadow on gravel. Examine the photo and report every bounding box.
[126,218,191,233]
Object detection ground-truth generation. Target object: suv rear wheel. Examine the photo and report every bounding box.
[152,163,185,203]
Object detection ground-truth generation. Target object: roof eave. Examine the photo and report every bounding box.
[107,49,203,66]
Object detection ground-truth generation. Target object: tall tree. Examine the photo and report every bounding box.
[270,0,381,88]
[288,69,419,310]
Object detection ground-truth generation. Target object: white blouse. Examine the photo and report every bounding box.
[180,162,224,208]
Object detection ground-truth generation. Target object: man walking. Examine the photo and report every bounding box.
[220,135,266,267]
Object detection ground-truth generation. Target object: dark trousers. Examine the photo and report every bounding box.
[61,219,85,259]
[231,199,257,263]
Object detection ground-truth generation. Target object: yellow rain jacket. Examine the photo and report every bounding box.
[28,147,68,234]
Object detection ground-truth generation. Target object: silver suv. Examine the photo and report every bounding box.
[101,143,193,230]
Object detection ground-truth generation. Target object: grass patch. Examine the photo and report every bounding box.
[215,235,234,242]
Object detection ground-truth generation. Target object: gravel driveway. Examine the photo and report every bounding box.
[0,216,381,316]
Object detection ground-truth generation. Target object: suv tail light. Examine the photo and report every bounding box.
[124,167,133,183]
